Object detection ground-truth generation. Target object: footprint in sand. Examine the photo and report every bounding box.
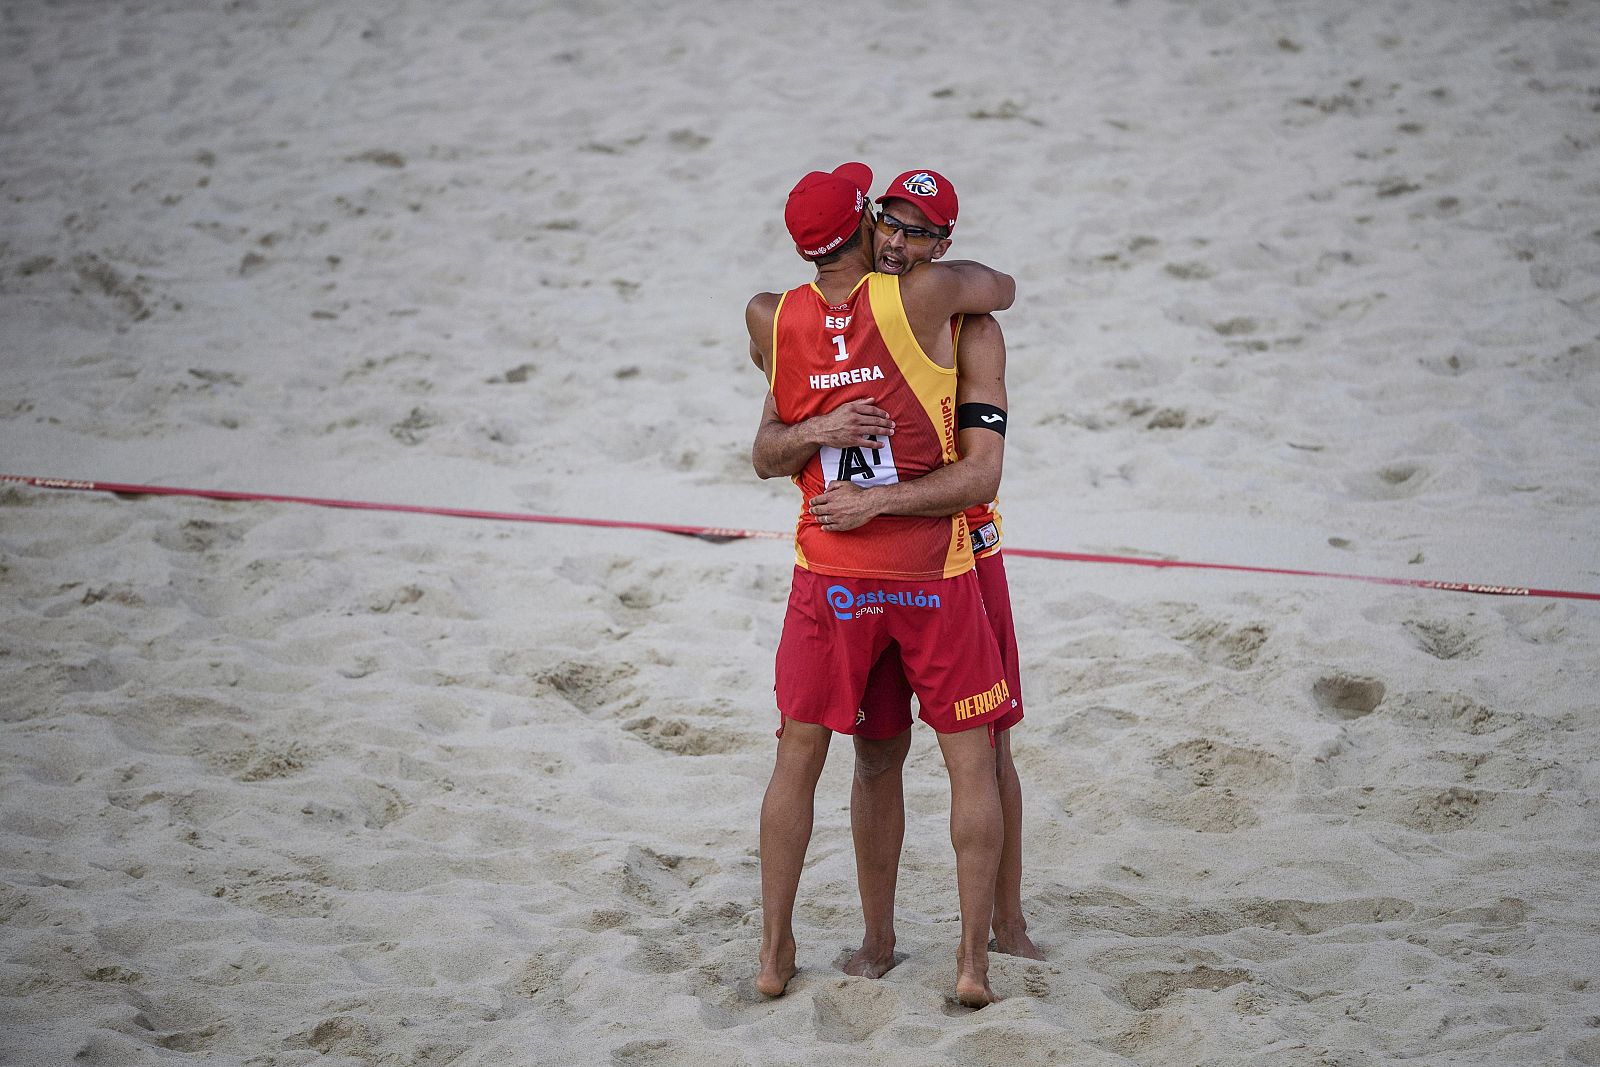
[623,715,744,756]
[534,659,641,717]
[285,1016,378,1059]
[1346,462,1432,500]
[71,251,160,323]
[1312,673,1386,718]
[1021,965,1052,998]
[1175,618,1270,670]
[1121,965,1252,1011]
[1402,617,1484,660]
[1387,690,1518,735]
[509,944,581,1017]
[152,517,246,554]
[209,736,309,782]
[625,930,705,975]
[1400,786,1487,831]
[1156,738,1291,792]
[686,948,775,1031]
[620,904,748,980]
[810,976,901,1042]
[1237,896,1416,933]
[613,846,719,913]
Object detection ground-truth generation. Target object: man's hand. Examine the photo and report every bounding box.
[806,397,895,450]
[754,394,898,480]
[809,480,883,532]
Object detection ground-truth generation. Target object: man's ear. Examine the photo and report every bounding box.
[931,239,952,261]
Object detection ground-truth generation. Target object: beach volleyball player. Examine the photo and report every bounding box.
[746,162,1016,1006]
[753,168,1039,978]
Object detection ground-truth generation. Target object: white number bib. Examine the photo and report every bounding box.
[819,435,899,487]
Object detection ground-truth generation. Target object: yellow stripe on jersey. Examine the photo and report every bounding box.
[865,273,972,577]
[866,274,960,464]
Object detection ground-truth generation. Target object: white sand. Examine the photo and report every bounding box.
[3,1,1600,1063]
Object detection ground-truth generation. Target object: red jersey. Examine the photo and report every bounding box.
[769,273,972,581]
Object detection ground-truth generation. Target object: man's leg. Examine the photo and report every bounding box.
[990,727,1041,958]
[846,728,911,977]
[757,718,833,996]
[972,553,1041,958]
[936,725,1003,1007]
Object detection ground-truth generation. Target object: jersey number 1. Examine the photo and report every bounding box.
[831,335,849,362]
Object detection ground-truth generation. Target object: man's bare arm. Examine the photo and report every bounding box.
[752,393,897,479]
[746,291,781,374]
[934,260,1016,313]
[809,314,1008,530]
[901,259,1015,326]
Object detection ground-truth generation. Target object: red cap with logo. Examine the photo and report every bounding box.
[877,169,958,232]
[785,162,874,259]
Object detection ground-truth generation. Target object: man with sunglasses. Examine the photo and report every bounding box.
[746,162,1016,1007]
[752,169,1040,984]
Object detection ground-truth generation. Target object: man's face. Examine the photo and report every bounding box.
[872,197,952,275]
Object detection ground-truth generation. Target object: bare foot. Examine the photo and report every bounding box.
[842,941,898,978]
[756,939,796,997]
[954,971,996,1008]
[991,923,1043,961]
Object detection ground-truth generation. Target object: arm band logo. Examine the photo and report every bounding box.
[957,403,1007,436]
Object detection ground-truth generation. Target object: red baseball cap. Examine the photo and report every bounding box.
[877,169,958,232]
[785,162,874,259]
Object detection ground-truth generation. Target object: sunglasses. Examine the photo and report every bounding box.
[873,209,949,245]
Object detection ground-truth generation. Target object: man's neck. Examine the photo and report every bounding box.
[811,248,874,306]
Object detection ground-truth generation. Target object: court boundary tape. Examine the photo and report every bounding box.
[5,473,1597,602]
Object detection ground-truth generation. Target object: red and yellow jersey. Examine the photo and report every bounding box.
[769,273,972,581]
[951,314,1004,559]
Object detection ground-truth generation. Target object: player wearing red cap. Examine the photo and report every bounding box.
[753,169,1040,981]
[746,162,1016,1007]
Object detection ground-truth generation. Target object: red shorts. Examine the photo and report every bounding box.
[857,551,1023,739]
[775,566,1010,735]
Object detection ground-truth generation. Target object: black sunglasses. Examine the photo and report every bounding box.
[874,209,949,244]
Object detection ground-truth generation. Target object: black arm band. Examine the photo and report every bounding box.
[957,402,1008,436]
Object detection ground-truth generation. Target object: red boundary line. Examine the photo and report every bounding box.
[6,473,1597,602]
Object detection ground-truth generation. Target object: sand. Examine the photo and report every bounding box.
[3,1,1599,1064]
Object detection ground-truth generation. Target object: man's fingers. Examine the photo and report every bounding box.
[842,398,892,421]
[841,417,894,438]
